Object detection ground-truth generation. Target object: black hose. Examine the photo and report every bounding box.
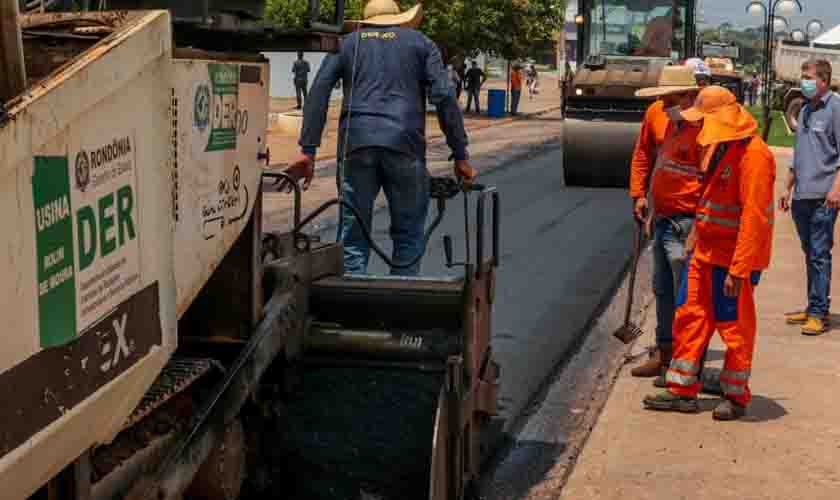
[294,197,447,270]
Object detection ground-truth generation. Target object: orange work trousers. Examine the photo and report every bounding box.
[666,257,760,406]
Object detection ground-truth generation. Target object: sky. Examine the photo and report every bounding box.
[696,0,840,33]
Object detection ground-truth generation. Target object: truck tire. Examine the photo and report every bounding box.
[785,95,805,133]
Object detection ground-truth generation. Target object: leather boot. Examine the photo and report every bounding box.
[631,345,666,378]
[652,344,673,387]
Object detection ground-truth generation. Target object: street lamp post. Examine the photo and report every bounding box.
[805,19,824,41]
[746,0,803,140]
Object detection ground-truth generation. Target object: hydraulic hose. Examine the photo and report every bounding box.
[294,196,448,270]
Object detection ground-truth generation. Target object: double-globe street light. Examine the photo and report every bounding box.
[790,19,825,42]
[746,0,803,139]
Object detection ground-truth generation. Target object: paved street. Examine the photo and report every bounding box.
[266,111,636,437]
[361,146,634,431]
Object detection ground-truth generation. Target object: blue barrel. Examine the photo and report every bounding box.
[487,89,506,118]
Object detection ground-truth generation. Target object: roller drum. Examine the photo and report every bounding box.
[562,118,641,188]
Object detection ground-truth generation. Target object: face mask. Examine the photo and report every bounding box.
[801,79,818,98]
[665,105,684,123]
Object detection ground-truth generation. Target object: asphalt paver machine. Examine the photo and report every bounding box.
[0,2,501,499]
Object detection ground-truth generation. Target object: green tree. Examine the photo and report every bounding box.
[264,0,565,62]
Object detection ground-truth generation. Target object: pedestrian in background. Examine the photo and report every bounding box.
[780,59,840,336]
[743,79,752,107]
[510,64,523,115]
[644,86,776,421]
[526,63,539,100]
[750,74,759,106]
[447,64,461,100]
[464,61,486,114]
[292,51,311,110]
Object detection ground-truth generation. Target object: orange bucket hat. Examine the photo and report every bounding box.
[680,86,757,147]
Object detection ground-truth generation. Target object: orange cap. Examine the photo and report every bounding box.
[680,85,737,122]
[681,86,758,150]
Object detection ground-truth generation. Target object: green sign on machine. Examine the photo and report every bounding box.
[32,156,78,348]
[206,63,240,152]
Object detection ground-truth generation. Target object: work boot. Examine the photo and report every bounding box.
[631,347,662,378]
[651,345,674,387]
[642,390,699,413]
[802,316,828,336]
[785,310,808,324]
[712,399,746,421]
[700,367,723,395]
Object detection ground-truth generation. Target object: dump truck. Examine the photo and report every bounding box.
[1,3,500,500]
[774,39,840,132]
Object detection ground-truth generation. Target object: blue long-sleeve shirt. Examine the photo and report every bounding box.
[299,26,469,161]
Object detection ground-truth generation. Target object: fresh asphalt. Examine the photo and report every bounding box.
[326,140,636,436]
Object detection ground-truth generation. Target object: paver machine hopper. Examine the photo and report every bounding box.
[563,0,696,187]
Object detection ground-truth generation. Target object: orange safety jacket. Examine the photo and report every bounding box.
[629,100,670,199]
[693,136,776,279]
[647,121,704,217]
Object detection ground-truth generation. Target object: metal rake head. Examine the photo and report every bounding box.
[613,323,643,344]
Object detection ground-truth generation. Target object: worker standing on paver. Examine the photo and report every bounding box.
[628,62,707,385]
[779,59,840,336]
[644,86,776,420]
[284,0,476,276]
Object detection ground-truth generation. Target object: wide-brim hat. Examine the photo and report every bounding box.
[344,1,423,30]
[635,65,699,98]
[681,86,757,149]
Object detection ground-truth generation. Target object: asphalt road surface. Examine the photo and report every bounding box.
[332,145,636,433]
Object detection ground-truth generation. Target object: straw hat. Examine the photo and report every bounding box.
[345,0,423,30]
[635,66,699,98]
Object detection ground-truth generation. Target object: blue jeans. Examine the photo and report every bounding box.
[791,199,839,317]
[338,147,430,276]
[510,90,521,114]
[653,215,694,346]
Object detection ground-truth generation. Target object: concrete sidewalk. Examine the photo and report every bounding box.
[560,147,840,500]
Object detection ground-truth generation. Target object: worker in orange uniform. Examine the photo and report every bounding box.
[643,86,776,421]
[629,61,709,384]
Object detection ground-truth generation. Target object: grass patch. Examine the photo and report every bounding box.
[747,106,796,148]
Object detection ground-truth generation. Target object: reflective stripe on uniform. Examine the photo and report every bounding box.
[698,199,742,214]
[670,359,700,374]
[662,165,703,178]
[720,381,746,395]
[721,368,751,382]
[697,213,740,228]
[666,370,698,387]
[662,160,703,178]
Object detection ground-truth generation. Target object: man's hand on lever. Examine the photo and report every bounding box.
[455,159,478,182]
[282,153,315,192]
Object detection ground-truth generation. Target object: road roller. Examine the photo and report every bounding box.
[563,0,697,188]
[2,2,500,499]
